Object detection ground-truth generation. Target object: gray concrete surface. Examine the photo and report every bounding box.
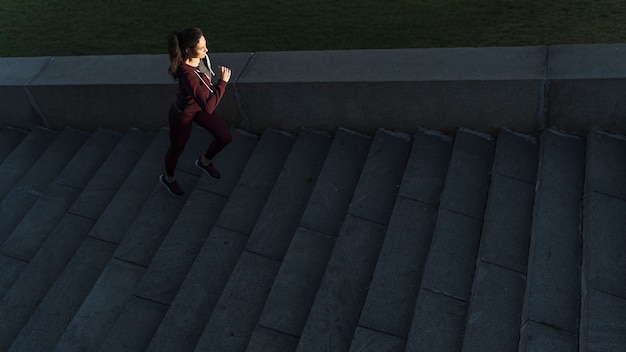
[3,44,626,137]
[254,128,370,340]
[2,119,626,350]
[522,129,585,336]
[3,44,626,349]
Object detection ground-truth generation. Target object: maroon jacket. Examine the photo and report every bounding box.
[173,61,227,116]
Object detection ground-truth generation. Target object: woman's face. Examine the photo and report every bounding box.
[188,35,208,59]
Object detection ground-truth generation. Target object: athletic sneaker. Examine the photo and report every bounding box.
[195,159,221,179]
[160,174,184,196]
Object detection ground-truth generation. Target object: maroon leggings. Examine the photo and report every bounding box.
[164,105,232,177]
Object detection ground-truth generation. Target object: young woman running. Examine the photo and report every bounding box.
[160,27,232,196]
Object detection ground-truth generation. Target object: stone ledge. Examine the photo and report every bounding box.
[1,44,625,135]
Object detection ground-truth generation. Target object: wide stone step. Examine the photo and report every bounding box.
[98,129,258,351]
[0,129,119,351]
[353,128,453,349]
[5,128,164,351]
[13,127,89,196]
[0,127,82,244]
[193,128,333,352]
[520,129,585,350]
[248,127,372,351]
[68,128,155,221]
[462,128,538,351]
[87,127,170,244]
[406,128,495,351]
[297,128,413,352]
[580,130,626,351]
[53,126,213,352]
[133,129,257,305]
[0,214,95,352]
[146,128,295,352]
[0,129,118,262]
[7,127,167,348]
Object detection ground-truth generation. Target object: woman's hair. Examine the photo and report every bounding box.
[168,27,204,79]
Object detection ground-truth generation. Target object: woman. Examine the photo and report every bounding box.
[160,27,232,196]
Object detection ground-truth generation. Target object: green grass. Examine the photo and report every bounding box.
[1,0,625,57]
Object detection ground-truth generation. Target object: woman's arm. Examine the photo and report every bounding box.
[179,70,228,114]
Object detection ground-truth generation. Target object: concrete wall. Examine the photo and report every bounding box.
[1,44,625,136]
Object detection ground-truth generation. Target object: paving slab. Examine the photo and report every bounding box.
[358,197,437,338]
[98,297,168,352]
[0,127,26,164]
[347,128,412,225]
[0,255,26,300]
[405,289,468,352]
[0,188,39,245]
[256,228,336,337]
[522,129,584,334]
[585,130,626,200]
[583,131,626,297]
[0,214,95,351]
[438,128,495,219]
[492,128,538,183]
[299,127,371,235]
[398,128,453,204]
[419,208,484,301]
[461,263,526,352]
[146,227,248,352]
[53,258,146,352]
[245,129,332,260]
[0,127,56,199]
[478,175,535,274]
[582,192,626,299]
[194,251,281,352]
[9,237,117,352]
[68,129,154,220]
[245,326,300,352]
[518,320,578,352]
[580,288,626,351]
[297,215,387,352]
[216,129,295,235]
[349,327,406,352]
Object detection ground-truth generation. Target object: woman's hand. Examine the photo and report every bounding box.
[218,66,232,82]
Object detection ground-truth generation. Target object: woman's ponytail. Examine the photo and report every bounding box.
[167,27,204,80]
[168,32,182,79]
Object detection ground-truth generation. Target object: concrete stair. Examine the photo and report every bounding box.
[0,124,625,352]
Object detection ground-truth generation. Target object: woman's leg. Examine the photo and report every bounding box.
[194,111,232,160]
[164,107,194,177]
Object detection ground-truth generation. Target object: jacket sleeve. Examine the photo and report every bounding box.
[179,71,228,114]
